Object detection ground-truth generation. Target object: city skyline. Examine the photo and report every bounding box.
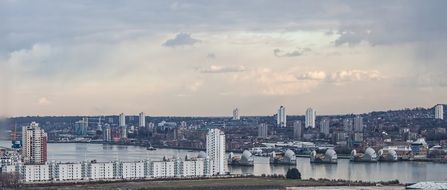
[1,1,447,117]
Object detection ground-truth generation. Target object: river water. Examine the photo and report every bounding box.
[1,141,446,183]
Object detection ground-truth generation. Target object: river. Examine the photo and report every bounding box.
[1,141,446,183]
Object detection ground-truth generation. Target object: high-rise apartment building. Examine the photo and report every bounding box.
[258,123,268,138]
[435,104,444,120]
[22,122,48,164]
[139,112,145,127]
[343,118,353,132]
[119,113,127,139]
[277,106,286,127]
[305,107,316,128]
[320,117,330,136]
[353,115,363,132]
[206,128,225,175]
[119,113,126,127]
[103,124,112,142]
[232,108,240,120]
[293,121,302,140]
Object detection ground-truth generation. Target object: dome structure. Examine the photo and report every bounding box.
[364,147,377,161]
[198,151,207,158]
[351,149,357,157]
[284,149,296,163]
[240,150,254,165]
[324,149,337,161]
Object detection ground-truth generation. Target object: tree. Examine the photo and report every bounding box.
[286,168,301,179]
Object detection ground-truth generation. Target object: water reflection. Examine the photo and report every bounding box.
[1,141,447,183]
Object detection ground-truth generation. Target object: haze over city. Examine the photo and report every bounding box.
[1,0,446,117]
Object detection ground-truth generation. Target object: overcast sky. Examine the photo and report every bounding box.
[0,0,446,117]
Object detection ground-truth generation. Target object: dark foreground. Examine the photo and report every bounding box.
[9,177,402,190]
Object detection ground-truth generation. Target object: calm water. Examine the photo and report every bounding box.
[1,141,446,183]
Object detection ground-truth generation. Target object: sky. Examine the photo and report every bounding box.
[0,0,446,117]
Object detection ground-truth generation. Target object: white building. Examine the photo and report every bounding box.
[293,121,302,140]
[50,162,82,181]
[206,129,226,175]
[232,108,240,120]
[305,108,316,128]
[435,104,444,120]
[87,162,114,180]
[277,106,286,127]
[121,161,145,179]
[353,115,363,132]
[258,123,268,138]
[175,158,205,177]
[320,118,330,136]
[151,161,175,178]
[22,122,48,164]
[139,112,146,127]
[23,164,50,182]
[119,113,126,127]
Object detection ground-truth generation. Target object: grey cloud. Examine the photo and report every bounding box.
[274,48,311,57]
[207,53,216,59]
[163,33,200,47]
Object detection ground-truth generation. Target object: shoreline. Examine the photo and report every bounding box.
[8,176,402,190]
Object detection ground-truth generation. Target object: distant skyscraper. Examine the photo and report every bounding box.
[320,117,330,136]
[293,121,302,140]
[305,107,316,128]
[22,122,48,164]
[139,112,145,127]
[103,124,112,142]
[258,123,268,138]
[119,113,126,127]
[353,115,363,132]
[435,104,444,120]
[343,118,353,132]
[206,128,226,175]
[232,108,240,120]
[277,106,286,127]
[119,113,127,139]
[74,118,88,136]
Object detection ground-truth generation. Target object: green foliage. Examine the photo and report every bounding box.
[286,168,301,179]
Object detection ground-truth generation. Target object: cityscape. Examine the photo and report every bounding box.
[1,0,447,189]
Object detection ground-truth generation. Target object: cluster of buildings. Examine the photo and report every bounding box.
[1,123,228,183]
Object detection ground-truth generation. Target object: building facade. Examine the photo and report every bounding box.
[206,128,226,175]
[435,104,444,120]
[277,106,286,127]
[258,123,268,138]
[305,107,316,128]
[22,122,48,164]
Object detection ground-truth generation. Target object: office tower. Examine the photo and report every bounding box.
[103,124,112,142]
[22,122,48,164]
[139,112,145,127]
[293,121,302,140]
[277,106,286,127]
[119,113,127,139]
[97,116,103,131]
[435,104,444,120]
[258,123,268,138]
[320,117,330,136]
[353,115,364,132]
[206,128,226,175]
[119,113,126,127]
[74,117,88,136]
[232,108,240,120]
[305,107,316,128]
[343,118,353,132]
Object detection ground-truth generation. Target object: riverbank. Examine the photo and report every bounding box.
[11,177,402,190]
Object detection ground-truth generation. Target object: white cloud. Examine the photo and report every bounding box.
[297,70,383,83]
[199,65,246,73]
[37,97,51,105]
